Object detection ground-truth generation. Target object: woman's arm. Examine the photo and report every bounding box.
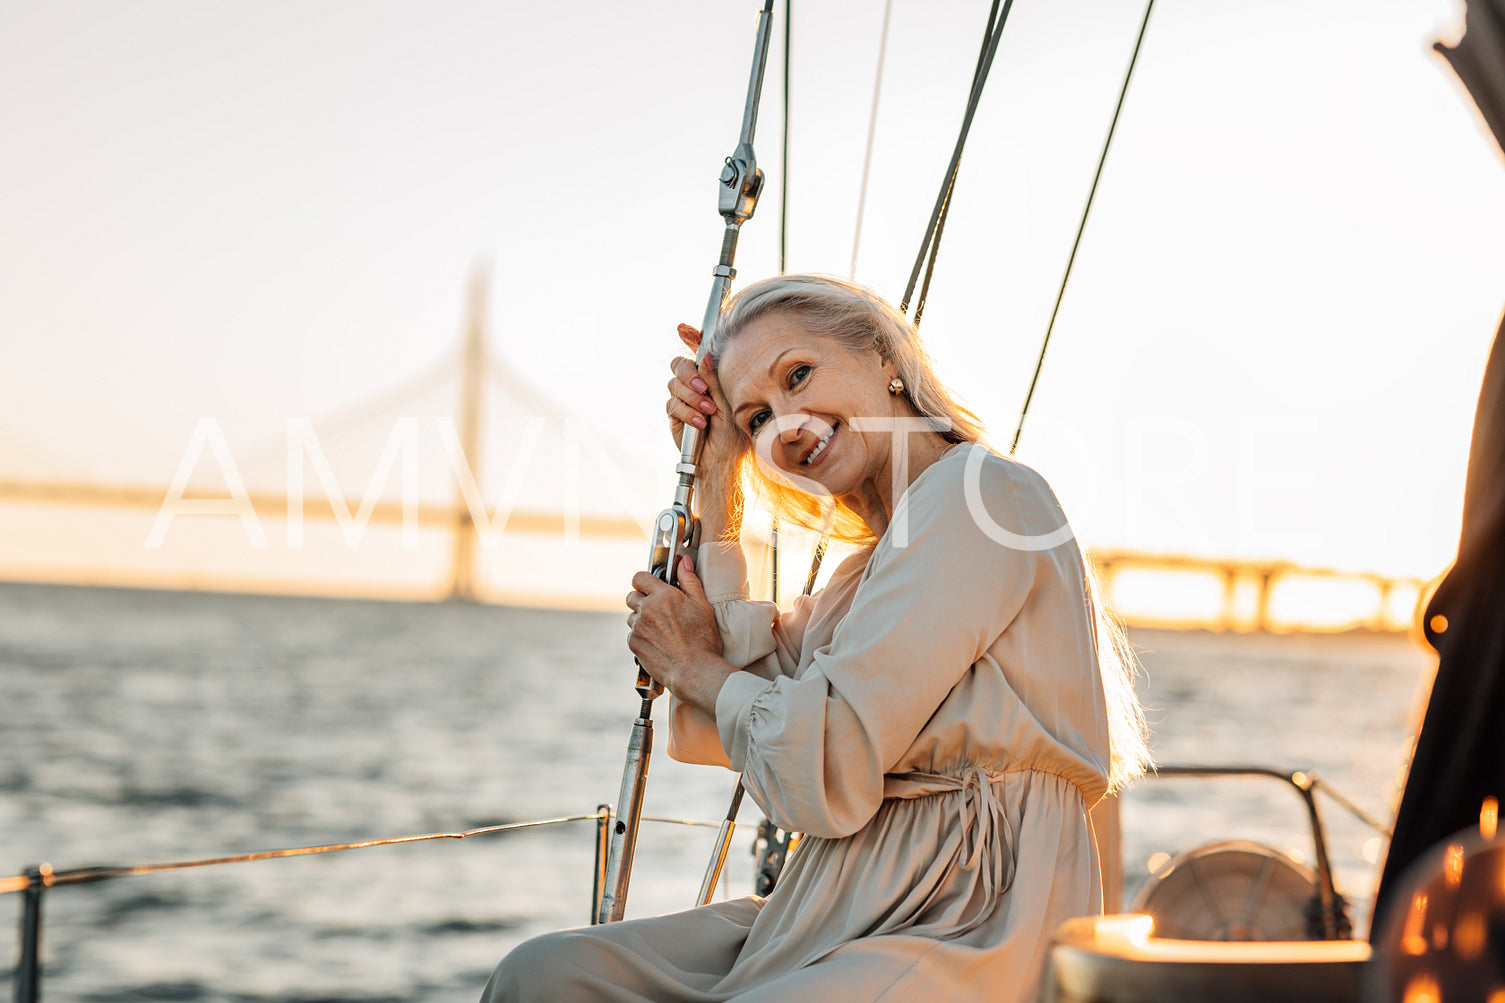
[647,324,783,766]
[714,451,1059,838]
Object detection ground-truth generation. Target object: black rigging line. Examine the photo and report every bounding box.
[1010,0,1157,455]
[911,0,1004,327]
[901,0,1012,324]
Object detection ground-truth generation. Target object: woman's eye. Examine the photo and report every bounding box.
[748,409,771,435]
[789,364,811,386]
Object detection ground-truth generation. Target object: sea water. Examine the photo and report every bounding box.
[0,583,1431,1002]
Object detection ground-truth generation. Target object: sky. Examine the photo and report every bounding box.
[0,0,1501,607]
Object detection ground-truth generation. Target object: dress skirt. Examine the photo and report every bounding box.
[483,769,1102,1003]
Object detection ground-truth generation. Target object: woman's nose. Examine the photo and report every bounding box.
[777,416,807,444]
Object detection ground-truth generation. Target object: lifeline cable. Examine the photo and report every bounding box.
[0,812,720,896]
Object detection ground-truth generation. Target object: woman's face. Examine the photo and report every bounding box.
[718,310,902,501]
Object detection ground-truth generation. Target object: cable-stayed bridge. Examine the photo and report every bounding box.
[0,270,666,603]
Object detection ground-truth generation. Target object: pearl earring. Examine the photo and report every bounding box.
[888,377,905,396]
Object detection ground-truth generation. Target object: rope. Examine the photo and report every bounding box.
[1010,0,1156,454]
[849,0,893,280]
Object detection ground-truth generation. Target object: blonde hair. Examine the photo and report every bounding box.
[1087,559,1154,792]
[711,273,1151,791]
[710,274,984,545]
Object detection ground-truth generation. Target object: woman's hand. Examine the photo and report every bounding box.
[626,557,736,716]
[666,324,743,475]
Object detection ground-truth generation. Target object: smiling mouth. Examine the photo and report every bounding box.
[801,424,837,466]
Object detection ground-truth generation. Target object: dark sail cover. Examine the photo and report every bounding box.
[1370,0,1505,936]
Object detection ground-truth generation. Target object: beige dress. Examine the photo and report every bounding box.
[484,444,1112,1002]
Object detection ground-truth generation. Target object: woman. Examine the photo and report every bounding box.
[484,274,1149,1002]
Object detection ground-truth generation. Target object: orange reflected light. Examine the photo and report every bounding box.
[1455,910,1487,960]
[1403,974,1441,1003]
[1431,614,1449,635]
[1446,843,1466,888]
[1482,796,1499,841]
[1402,893,1430,956]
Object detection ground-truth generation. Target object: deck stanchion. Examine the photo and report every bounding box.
[1291,773,1351,940]
[592,805,612,925]
[16,865,48,1003]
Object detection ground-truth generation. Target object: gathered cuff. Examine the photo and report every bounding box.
[715,670,774,769]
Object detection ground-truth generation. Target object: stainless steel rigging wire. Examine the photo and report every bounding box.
[1009,0,1157,455]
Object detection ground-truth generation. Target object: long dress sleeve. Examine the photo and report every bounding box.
[712,448,1070,839]
[665,539,818,767]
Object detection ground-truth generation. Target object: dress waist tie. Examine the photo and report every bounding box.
[882,766,1017,907]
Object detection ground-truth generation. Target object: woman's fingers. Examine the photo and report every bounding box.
[667,396,705,432]
[670,358,714,410]
[665,354,716,442]
[665,324,741,463]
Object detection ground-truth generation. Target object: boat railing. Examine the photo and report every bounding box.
[1144,766,1394,941]
[1,804,722,1003]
